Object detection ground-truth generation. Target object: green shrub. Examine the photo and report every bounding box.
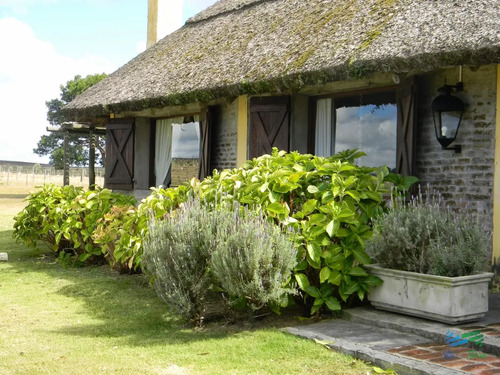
[367,188,490,277]
[142,196,217,325]
[13,184,136,265]
[210,203,297,311]
[90,148,415,314]
[195,149,397,314]
[13,185,82,252]
[93,205,137,272]
[93,185,190,272]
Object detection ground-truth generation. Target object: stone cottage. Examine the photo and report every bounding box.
[63,0,500,264]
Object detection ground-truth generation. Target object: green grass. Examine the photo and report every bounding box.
[0,188,373,375]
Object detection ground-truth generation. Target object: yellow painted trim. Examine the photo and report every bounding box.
[237,95,248,167]
[493,64,500,265]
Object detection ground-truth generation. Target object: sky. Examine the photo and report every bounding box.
[0,0,217,163]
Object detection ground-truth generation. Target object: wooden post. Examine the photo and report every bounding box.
[63,130,70,186]
[89,129,96,190]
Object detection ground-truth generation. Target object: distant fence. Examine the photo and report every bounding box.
[0,163,104,188]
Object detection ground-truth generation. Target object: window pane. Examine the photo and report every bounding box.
[171,122,200,186]
[335,97,397,170]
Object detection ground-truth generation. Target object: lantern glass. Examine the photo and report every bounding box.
[431,85,464,150]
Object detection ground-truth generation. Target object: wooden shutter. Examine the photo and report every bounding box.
[249,96,290,159]
[105,119,134,190]
[396,76,418,177]
[198,107,213,180]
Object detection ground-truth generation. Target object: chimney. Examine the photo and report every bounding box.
[147,0,184,49]
[147,0,158,48]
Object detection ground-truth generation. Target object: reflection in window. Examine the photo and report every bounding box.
[315,92,397,169]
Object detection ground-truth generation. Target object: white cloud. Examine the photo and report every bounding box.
[158,0,183,39]
[0,17,116,163]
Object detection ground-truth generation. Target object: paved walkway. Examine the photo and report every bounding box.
[287,294,500,375]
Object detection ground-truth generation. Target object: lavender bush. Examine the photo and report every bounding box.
[142,197,216,325]
[210,204,297,311]
[367,188,489,277]
[143,196,298,324]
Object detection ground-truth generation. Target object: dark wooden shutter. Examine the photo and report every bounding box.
[249,96,290,159]
[105,119,134,190]
[198,107,213,180]
[396,76,418,177]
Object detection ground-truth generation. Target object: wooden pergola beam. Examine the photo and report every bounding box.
[47,122,105,188]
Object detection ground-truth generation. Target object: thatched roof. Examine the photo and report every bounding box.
[64,0,500,119]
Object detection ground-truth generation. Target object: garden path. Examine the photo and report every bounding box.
[288,294,500,374]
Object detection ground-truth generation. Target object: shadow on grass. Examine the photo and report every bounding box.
[1,229,292,348]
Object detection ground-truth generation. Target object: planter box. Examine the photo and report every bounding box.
[365,264,493,324]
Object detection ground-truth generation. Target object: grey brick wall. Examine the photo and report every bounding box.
[416,64,497,234]
[210,99,238,172]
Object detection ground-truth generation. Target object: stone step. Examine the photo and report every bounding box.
[342,306,500,357]
[287,320,467,375]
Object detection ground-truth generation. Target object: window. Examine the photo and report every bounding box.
[171,121,200,186]
[155,116,200,187]
[314,91,397,170]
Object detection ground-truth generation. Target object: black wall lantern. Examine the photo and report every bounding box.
[431,81,465,153]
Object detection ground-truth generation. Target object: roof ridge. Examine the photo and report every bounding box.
[185,0,277,25]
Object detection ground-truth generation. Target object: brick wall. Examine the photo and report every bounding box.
[210,99,238,171]
[415,64,497,234]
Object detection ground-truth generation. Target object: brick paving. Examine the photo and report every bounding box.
[291,296,500,375]
[388,338,500,374]
[386,323,500,374]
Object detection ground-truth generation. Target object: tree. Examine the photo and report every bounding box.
[34,74,107,169]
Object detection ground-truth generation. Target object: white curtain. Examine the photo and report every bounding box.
[315,98,333,157]
[155,117,182,186]
[193,115,200,141]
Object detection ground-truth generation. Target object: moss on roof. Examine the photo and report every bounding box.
[64,0,500,120]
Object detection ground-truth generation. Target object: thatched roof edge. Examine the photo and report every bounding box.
[63,45,500,120]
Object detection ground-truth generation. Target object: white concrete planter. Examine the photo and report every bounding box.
[365,264,493,324]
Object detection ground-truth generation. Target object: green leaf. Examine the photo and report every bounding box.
[309,213,327,225]
[325,271,340,285]
[307,185,319,194]
[325,219,340,237]
[302,199,318,215]
[343,281,360,295]
[313,338,336,346]
[306,243,321,264]
[352,247,371,265]
[345,190,361,202]
[319,267,331,283]
[294,260,308,271]
[78,253,91,262]
[346,267,368,276]
[324,296,341,311]
[364,275,383,287]
[304,286,321,299]
[266,202,286,214]
[272,182,294,194]
[295,273,310,290]
[363,190,382,202]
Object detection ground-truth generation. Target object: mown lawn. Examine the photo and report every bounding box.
[0,185,373,375]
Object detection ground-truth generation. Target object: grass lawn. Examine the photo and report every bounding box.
[0,184,374,375]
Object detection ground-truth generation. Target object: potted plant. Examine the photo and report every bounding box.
[365,188,494,324]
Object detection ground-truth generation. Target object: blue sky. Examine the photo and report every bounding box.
[0,0,217,163]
